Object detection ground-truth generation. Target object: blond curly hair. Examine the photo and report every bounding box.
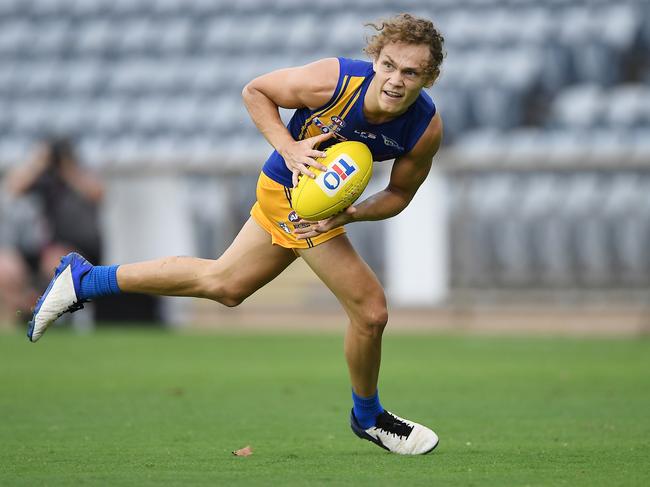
[364,13,445,82]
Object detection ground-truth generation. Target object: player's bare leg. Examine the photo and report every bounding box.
[117,218,296,305]
[298,235,386,397]
[28,218,296,341]
[299,234,438,455]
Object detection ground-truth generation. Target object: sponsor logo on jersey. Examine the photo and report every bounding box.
[313,116,348,141]
[382,134,404,151]
[354,130,377,140]
[318,155,357,196]
[278,222,292,234]
[287,211,309,229]
[313,117,330,133]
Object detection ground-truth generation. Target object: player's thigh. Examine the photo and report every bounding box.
[214,217,297,297]
[297,235,387,324]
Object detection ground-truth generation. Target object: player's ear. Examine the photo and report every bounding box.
[371,54,380,73]
[423,71,438,88]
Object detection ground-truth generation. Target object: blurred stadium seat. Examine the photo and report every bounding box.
[0,0,647,166]
[1,0,649,299]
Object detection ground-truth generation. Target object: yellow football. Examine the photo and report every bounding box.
[292,141,373,221]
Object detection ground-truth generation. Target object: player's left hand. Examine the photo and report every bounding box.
[293,206,357,239]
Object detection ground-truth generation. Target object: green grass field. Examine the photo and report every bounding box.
[1,328,649,486]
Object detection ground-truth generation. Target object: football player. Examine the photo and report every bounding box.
[28,13,444,455]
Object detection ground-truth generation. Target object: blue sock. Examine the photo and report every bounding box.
[352,389,384,429]
[79,265,121,301]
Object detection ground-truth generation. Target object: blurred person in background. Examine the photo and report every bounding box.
[0,137,103,326]
[26,14,443,455]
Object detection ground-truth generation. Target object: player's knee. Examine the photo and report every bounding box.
[364,306,389,334]
[198,262,246,307]
[206,281,249,308]
[355,296,389,338]
[219,291,246,308]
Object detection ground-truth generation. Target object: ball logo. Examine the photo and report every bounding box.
[317,155,357,197]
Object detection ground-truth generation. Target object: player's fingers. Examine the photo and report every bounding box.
[293,225,311,235]
[292,169,299,188]
[295,230,319,240]
[309,149,328,159]
[307,151,328,171]
[293,222,323,236]
[293,225,314,238]
[296,214,325,224]
[297,162,316,179]
[309,131,335,145]
[314,223,331,233]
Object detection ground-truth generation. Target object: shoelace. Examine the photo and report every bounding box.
[375,412,414,439]
[67,302,85,313]
[58,302,85,318]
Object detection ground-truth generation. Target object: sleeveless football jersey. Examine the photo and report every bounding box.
[262,57,437,188]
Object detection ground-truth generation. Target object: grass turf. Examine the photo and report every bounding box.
[0,328,649,486]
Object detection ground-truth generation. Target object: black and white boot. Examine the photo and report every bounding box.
[350,409,439,455]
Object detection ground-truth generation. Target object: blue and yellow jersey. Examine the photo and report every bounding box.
[262,57,437,188]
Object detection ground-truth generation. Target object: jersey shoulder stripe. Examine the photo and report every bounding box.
[299,75,366,141]
[298,58,372,141]
[299,74,351,140]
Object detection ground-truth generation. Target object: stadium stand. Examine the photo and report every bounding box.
[1,0,649,294]
[0,0,648,164]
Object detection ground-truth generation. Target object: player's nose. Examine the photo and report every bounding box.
[387,73,404,87]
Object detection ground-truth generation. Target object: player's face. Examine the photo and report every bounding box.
[371,42,433,116]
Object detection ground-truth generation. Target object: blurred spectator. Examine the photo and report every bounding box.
[0,137,104,326]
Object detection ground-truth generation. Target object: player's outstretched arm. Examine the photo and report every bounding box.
[294,113,443,239]
[361,112,443,218]
[242,59,339,186]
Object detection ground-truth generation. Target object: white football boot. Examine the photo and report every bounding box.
[350,409,439,455]
[27,252,92,342]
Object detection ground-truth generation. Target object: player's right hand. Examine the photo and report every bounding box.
[280,132,335,188]
[293,205,358,239]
